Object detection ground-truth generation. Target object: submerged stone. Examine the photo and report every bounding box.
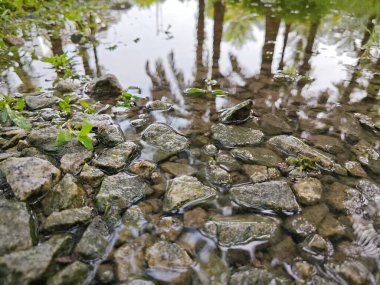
[93,141,138,172]
[231,147,283,167]
[201,215,281,247]
[47,261,89,285]
[260,113,292,135]
[42,207,94,232]
[96,173,153,213]
[0,157,60,201]
[141,123,189,162]
[0,235,71,285]
[146,100,172,111]
[344,161,367,178]
[206,163,232,187]
[74,216,109,260]
[163,176,217,212]
[211,124,264,148]
[230,267,290,285]
[145,241,193,285]
[160,161,197,177]
[219,99,252,124]
[293,178,323,205]
[230,180,300,213]
[0,200,33,255]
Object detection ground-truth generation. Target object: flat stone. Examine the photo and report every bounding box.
[219,99,252,124]
[231,147,282,167]
[260,113,292,135]
[47,261,89,285]
[306,135,344,154]
[141,123,189,162]
[344,161,367,178]
[293,178,323,205]
[201,215,281,247]
[230,180,300,213]
[230,268,290,285]
[93,142,138,172]
[145,241,193,285]
[87,74,123,99]
[96,173,153,213]
[79,164,105,188]
[317,214,347,239]
[157,216,183,241]
[74,217,109,260]
[351,140,380,174]
[0,157,60,201]
[42,174,85,216]
[206,163,232,187]
[0,200,33,255]
[146,100,172,111]
[242,165,269,183]
[0,235,71,285]
[211,124,264,148]
[42,207,94,232]
[60,151,92,175]
[216,151,241,172]
[160,161,197,177]
[163,176,217,212]
[129,160,157,179]
[268,135,346,175]
[97,123,125,146]
[25,94,56,110]
[54,80,80,93]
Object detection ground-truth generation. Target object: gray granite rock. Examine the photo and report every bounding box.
[219,99,252,124]
[211,124,264,148]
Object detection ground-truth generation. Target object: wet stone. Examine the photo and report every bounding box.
[87,73,123,99]
[293,178,323,205]
[145,241,193,285]
[42,174,85,216]
[268,135,346,175]
[215,151,241,172]
[0,200,33,255]
[97,123,125,146]
[242,164,269,183]
[125,280,155,285]
[317,214,347,239]
[260,113,292,135]
[306,135,344,154]
[129,160,157,179]
[206,163,232,187]
[327,260,373,285]
[356,179,380,202]
[157,216,184,241]
[218,99,252,124]
[334,113,362,143]
[230,267,290,285]
[0,157,61,201]
[201,215,281,247]
[183,207,208,229]
[96,263,115,284]
[146,100,172,111]
[160,161,197,177]
[25,93,56,110]
[42,207,94,232]
[351,140,380,174]
[74,216,109,260]
[163,176,217,212]
[231,147,283,167]
[194,252,230,285]
[79,164,105,188]
[4,35,24,47]
[211,123,264,148]
[60,150,92,175]
[230,180,300,213]
[96,173,153,213]
[114,234,153,281]
[54,79,80,93]
[141,123,189,162]
[93,141,138,172]
[0,235,71,285]
[299,234,333,261]
[344,161,367,177]
[47,261,89,285]
[203,144,218,156]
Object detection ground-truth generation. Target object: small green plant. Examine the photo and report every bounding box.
[274,66,313,83]
[118,87,142,107]
[57,95,74,113]
[55,119,94,150]
[184,79,230,97]
[80,100,95,114]
[0,95,31,130]
[42,53,77,79]
[286,155,321,171]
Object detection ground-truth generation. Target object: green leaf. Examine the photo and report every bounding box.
[5,104,31,130]
[79,120,93,136]
[59,100,71,113]
[2,109,8,122]
[184,88,208,96]
[80,100,89,108]
[0,101,6,111]
[77,134,93,150]
[55,131,72,146]
[14,98,25,110]
[122,92,133,99]
[211,89,230,96]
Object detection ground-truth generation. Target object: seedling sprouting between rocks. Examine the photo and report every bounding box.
[56,119,94,150]
[184,79,230,97]
[0,95,31,130]
[286,155,321,171]
[118,86,142,107]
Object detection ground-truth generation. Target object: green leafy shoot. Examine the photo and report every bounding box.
[211,89,230,96]
[80,100,95,114]
[184,79,230,97]
[58,95,73,113]
[42,53,77,79]
[118,90,141,108]
[286,155,321,171]
[0,95,30,130]
[55,120,94,150]
[184,88,208,96]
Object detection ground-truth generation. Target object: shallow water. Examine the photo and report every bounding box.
[1,0,380,284]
